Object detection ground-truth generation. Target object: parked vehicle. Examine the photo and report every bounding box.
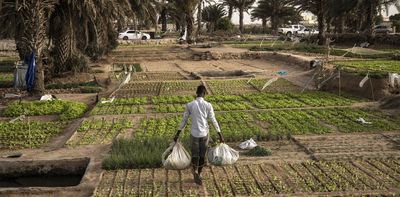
[278,24,306,36]
[118,30,151,40]
[373,25,393,34]
[297,28,319,36]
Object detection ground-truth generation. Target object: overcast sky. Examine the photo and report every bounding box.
[227,4,399,25]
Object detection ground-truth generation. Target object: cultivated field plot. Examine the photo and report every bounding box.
[67,118,133,146]
[94,159,400,197]
[130,72,187,81]
[94,91,362,115]
[333,60,400,74]
[0,121,64,149]
[295,133,400,160]
[207,79,259,95]
[249,78,302,93]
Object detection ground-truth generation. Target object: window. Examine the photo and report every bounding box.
[127,31,136,34]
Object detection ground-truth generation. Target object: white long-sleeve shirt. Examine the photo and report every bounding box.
[178,97,221,138]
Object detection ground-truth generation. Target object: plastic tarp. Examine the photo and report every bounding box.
[162,142,191,170]
[359,74,369,88]
[356,117,372,124]
[262,78,279,90]
[14,61,28,89]
[239,138,257,150]
[208,143,239,166]
[25,52,36,92]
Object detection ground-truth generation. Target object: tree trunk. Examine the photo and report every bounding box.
[228,5,233,20]
[317,0,326,45]
[262,18,267,33]
[239,8,244,34]
[337,15,345,33]
[197,0,202,36]
[366,1,377,40]
[186,14,194,43]
[34,52,45,94]
[161,9,167,32]
[17,0,54,94]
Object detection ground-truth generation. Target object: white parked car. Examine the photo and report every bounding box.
[297,28,319,36]
[118,30,151,40]
[278,24,305,36]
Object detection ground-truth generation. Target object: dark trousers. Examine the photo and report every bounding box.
[191,135,209,174]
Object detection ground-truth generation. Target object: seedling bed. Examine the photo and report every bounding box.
[0,121,64,149]
[250,78,302,93]
[67,118,132,146]
[94,159,400,196]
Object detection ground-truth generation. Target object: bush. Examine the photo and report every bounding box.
[216,17,235,32]
[244,146,272,157]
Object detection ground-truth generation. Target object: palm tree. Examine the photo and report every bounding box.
[168,0,199,43]
[230,0,256,33]
[251,0,300,32]
[292,0,328,45]
[222,0,235,20]
[49,0,132,74]
[202,4,226,32]
[0,0,57,94]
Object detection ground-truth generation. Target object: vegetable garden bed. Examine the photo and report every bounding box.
[0,121,64,149]
[333,60,400,77]
[95,159,400,196]
[3,100,88,120]
[67,118,132,146]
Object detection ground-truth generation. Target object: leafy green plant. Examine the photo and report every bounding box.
[3,100,87,120]
[0,121,64,149]
[244,146,272,157]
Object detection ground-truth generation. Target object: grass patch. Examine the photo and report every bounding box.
[244,146,272,157]
[102,136,191,170]
[332,60,400,76]
[3,100,88,120]
[0,73,13,88]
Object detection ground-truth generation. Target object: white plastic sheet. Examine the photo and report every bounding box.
[262,78,279,90]
[101,97,115,104]
[208,143,239,166]
[356,117,372,124]
[359,74,369,88]
[239,138,257,150]
[162,142,191,170]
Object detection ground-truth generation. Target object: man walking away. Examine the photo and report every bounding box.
[174,85,224,185]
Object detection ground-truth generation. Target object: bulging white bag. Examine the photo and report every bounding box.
[208,143,239,166]
[239,138,257,150]
[162,142,191,170]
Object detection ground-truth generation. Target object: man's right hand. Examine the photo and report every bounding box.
[174,130,181,142]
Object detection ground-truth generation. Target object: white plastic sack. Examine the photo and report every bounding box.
[239,138,257,150]
[162,142,191,170]
[389,73,400,87]
[208,143,239,166]
[40,94,54,101]
[359,74,369,88]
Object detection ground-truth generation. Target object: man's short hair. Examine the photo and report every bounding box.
[196,85,207,96]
